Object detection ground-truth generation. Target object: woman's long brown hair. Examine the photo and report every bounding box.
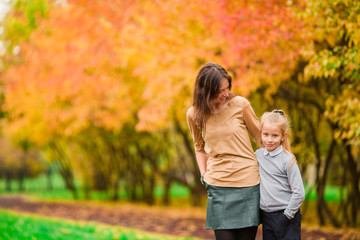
[193,62,233,129]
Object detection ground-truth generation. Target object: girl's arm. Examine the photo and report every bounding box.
[284,160,306,219]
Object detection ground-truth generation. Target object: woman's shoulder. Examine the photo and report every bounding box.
[229,95,250,106]
[187,106,194,114]
[186,106,196,120]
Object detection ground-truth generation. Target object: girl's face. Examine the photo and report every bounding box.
[212,78,230,105]
[261,122,286,152]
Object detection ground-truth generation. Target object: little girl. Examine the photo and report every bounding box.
[255,110,305,240]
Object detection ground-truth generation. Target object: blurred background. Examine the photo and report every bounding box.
[0,0,359,239]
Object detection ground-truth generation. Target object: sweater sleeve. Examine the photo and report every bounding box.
[186,108,206,154]
[242,99,261,145]
[284,160,306,219]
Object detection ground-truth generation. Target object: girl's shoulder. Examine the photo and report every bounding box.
[280,150,298,171]
[254,147,265,156]
[280,150,296,162]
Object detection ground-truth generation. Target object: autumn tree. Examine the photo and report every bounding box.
[1,0,358,224]
[1,0,310,204]
[251,0,360,228]
[2,0,133,198]
[298,0,360,227]
[0,129,44,192]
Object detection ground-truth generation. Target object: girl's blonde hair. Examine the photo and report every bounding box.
[260,109,297,167]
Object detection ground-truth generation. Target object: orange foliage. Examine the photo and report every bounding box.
[3,0,306,137]
[4,1,133,145]
[203,0,307,96]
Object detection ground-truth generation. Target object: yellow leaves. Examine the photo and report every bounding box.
[5,0,356,142]
[287,2,360,149]
[325,93,360,146]
[326,35,337,48]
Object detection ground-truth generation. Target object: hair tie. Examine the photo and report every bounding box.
[274,110,284,116]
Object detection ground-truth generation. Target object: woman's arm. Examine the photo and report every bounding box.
[195,152,208,176]
[186,108,208,175]
[243,99,261,146]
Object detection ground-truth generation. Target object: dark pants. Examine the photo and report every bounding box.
[214,226,258,240]
[261,209,301,240]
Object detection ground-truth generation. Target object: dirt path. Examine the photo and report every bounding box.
[0,196,359,240]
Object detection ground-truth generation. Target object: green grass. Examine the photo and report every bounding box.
[0,174,190,201]
[15,182,190,201]
[154,182,190,198]
[0,210,199,240]
[0,174,346,203]
[304,184,347,203]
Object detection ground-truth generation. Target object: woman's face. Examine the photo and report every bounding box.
[213,78,230,105]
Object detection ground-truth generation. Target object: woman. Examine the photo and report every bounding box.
[186,62,261,240]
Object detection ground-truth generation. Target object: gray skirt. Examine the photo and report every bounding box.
[204,182,260,230]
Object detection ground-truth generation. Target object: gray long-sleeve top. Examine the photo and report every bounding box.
[255,146,305,219]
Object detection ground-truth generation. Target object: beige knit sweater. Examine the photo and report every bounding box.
[187,95,260,187]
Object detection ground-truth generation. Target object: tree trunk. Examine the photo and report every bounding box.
[82,177,91,200]
[189,177,205,207]
[5,172,12,192]
[110,177,120,201]
[345,143,360,227]
[18,171,25,191]
[162,178,172,205]
[49,142,78,199]
[320,140,340,227]
[46,168,53,190]
[144,176,155,205]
